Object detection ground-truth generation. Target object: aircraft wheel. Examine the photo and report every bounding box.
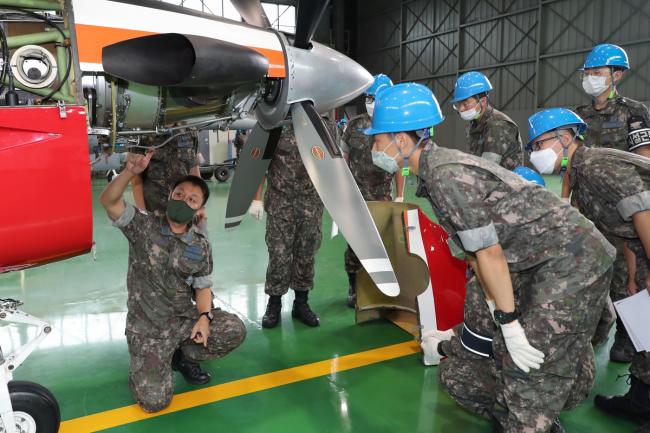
[215,166,230,182]
[3,381,60,433]
[199,166,214,180]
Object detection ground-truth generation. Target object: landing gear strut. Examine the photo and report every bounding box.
[0,299,59,433]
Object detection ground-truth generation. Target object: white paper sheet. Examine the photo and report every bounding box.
[614,290,650,352]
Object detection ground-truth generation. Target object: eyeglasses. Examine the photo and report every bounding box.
[578,68,612,80]
[530,135,558,151]
[452,98,479,111]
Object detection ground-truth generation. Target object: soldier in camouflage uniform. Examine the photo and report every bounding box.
[419,72,525,356]
[367,83,615,433]
[415,72,524,199]
[250,121,335,329]
[575,44,650,152]
[233,129,248,160]
[526,108,650,430]
[571,44,650,361]
[101,152,246,413]
[452,71,524,169]
[131,130,201,214]
[341,74,404,307]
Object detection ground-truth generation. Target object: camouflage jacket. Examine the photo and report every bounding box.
[570,145,650,243]
[466,106,524,170]
[575,96,650,151]
[141,131,199,214]
[343,114,394,201]
[264,122,333,216]
[418,143,615,303]
[112,202,213,338]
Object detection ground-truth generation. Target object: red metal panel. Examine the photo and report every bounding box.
[417,209,467,331]
[0,105,92,272]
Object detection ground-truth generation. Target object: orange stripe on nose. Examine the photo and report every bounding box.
[74,23,286,78]
[75,24,155,65]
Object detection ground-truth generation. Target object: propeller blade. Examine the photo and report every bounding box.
[224,122,282,229]
[103,34,268,87]
[231,0,271,28]
[291,101,400,297]
[294,0,330,49]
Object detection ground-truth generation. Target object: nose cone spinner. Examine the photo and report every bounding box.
[285,41,373,113]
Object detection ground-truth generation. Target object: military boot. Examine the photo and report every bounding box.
[595,375,650,424]
[262,295,282,329]
[347,272,357,308]
[610,321,635,362]
[292,291,320,327]
[171,349,211,385]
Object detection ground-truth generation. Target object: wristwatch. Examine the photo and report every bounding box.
[493,309,519,325]
[199,311,214,323]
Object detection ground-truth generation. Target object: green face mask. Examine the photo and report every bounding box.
[166,198,196,224]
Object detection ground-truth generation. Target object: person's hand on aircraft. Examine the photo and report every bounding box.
[420,328,455,366]
[125,150,154,175]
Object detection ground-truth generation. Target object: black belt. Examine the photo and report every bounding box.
[460,323,494,358]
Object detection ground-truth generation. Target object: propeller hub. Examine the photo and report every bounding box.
[285,41,373,113]
[255,32,373,129]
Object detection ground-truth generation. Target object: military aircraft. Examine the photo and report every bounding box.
[0,0,400,297]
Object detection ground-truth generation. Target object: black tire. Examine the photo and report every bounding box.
[199,166,214,180]
[215,166,230,182]
[10,381,60,425]
[6,381,60,433]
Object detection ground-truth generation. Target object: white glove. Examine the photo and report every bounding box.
[501,320,545,373]
[420,329,455,366]
[394,197,404,203]
[248,200,264,220]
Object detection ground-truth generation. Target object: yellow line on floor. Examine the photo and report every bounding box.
[59,340,420,433]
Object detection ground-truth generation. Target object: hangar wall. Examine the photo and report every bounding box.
[355,0,650,150]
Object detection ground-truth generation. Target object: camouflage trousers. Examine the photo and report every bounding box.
[631,352,650,386]
[439,268,611,433]
[265,205,323,296]
[593,236,648,348]
[629,247,650,389]
[126,309,246,413]
[344,244,362,274]
[593,241,630,346]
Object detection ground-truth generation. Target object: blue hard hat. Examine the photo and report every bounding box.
[364,83,445,135]
[526,108,587,150]
[452,71,493,103]
[365,74,394,96]
[513,166,546,187]
[583,44,629,70]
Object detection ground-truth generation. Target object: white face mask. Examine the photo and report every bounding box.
[530,146,559,174]
[582,75,610,97]
[365,102,375,117]
[459,103,481,121]
[371,149,399,173]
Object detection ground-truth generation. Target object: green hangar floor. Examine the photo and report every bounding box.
[0,177,636,433]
